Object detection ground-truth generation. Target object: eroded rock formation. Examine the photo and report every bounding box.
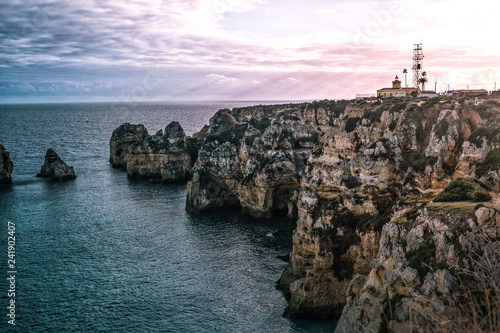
[37,148,76,181]
[110,121,192,182]
[109,123,149,169]
[185,96,500,322]
[0,144,14,184]
[186,106,319,217]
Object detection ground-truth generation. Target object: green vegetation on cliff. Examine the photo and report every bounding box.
[476,149,500,178]
[434,177,492,202]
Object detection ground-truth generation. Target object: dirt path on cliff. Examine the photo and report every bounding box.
[427,192,500,210]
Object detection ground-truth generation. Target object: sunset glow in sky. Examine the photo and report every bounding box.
[1,0,500,103]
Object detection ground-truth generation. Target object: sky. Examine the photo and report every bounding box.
[1,0,499,103]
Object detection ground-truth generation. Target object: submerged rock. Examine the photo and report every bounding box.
[37,148,76,181]
[0,144,14,184]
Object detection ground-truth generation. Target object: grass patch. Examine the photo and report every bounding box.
[393,207,420,226]
[434,178,492,203]
[402,208,418,220]
[428,204,476,213]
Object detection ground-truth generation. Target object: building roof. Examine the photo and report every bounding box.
[458,89,488,92]
[377,87,417,91]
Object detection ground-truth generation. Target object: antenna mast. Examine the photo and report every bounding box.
[412,43,424,89]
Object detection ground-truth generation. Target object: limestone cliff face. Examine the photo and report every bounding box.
[185,96,500,320]
[0,144,14,184]
[335,204,500,333]
[37,148,76,181]
[186,106,319,218]
[110,121,192,182]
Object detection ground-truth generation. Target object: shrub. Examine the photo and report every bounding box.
[345,117,361,133]
[434,177,492,203]
[204,123,248,146]
[468,127,488,147]
[434,118,449,138]
[476,149,500,178]
[363,107,385,124]
[342,174,361,189]
[252,118,272,131]
[401,151,438,173]
[389,119,398,132]
[402,208,418,221]
[406,238,437,278]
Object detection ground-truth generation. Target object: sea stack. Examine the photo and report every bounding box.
[109,123,149,169]
[110,121,193,182]
[37,148,76,181]
[0,144,14,184]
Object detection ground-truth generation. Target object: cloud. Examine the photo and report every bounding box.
[206,73,240,85]
[0,0,499,102]
[279,78,299,85]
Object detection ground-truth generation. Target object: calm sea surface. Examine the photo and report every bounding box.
[0,102,335,332]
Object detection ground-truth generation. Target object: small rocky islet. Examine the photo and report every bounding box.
[0,146,76,183]
[109,121,193,182]
[0,144,14,183]
[37,148,76,181]
[111,95,500,331]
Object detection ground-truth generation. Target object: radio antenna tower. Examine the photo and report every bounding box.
[412,43,424,89]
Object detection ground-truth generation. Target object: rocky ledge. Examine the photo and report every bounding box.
[37,148,76,181]
[183,96,500,325]
[0,144,14,184]
[110,121,193,182]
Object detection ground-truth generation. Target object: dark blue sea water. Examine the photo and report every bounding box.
[0,102,335,332]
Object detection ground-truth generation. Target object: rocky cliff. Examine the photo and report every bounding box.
[184,96,500,324]
[37,148,76,181]
[110,121,192,182]
[336,203,500,332]
[186,105,319,217]
[0,144,14,184]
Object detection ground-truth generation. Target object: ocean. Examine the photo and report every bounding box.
[0,102,335,332]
